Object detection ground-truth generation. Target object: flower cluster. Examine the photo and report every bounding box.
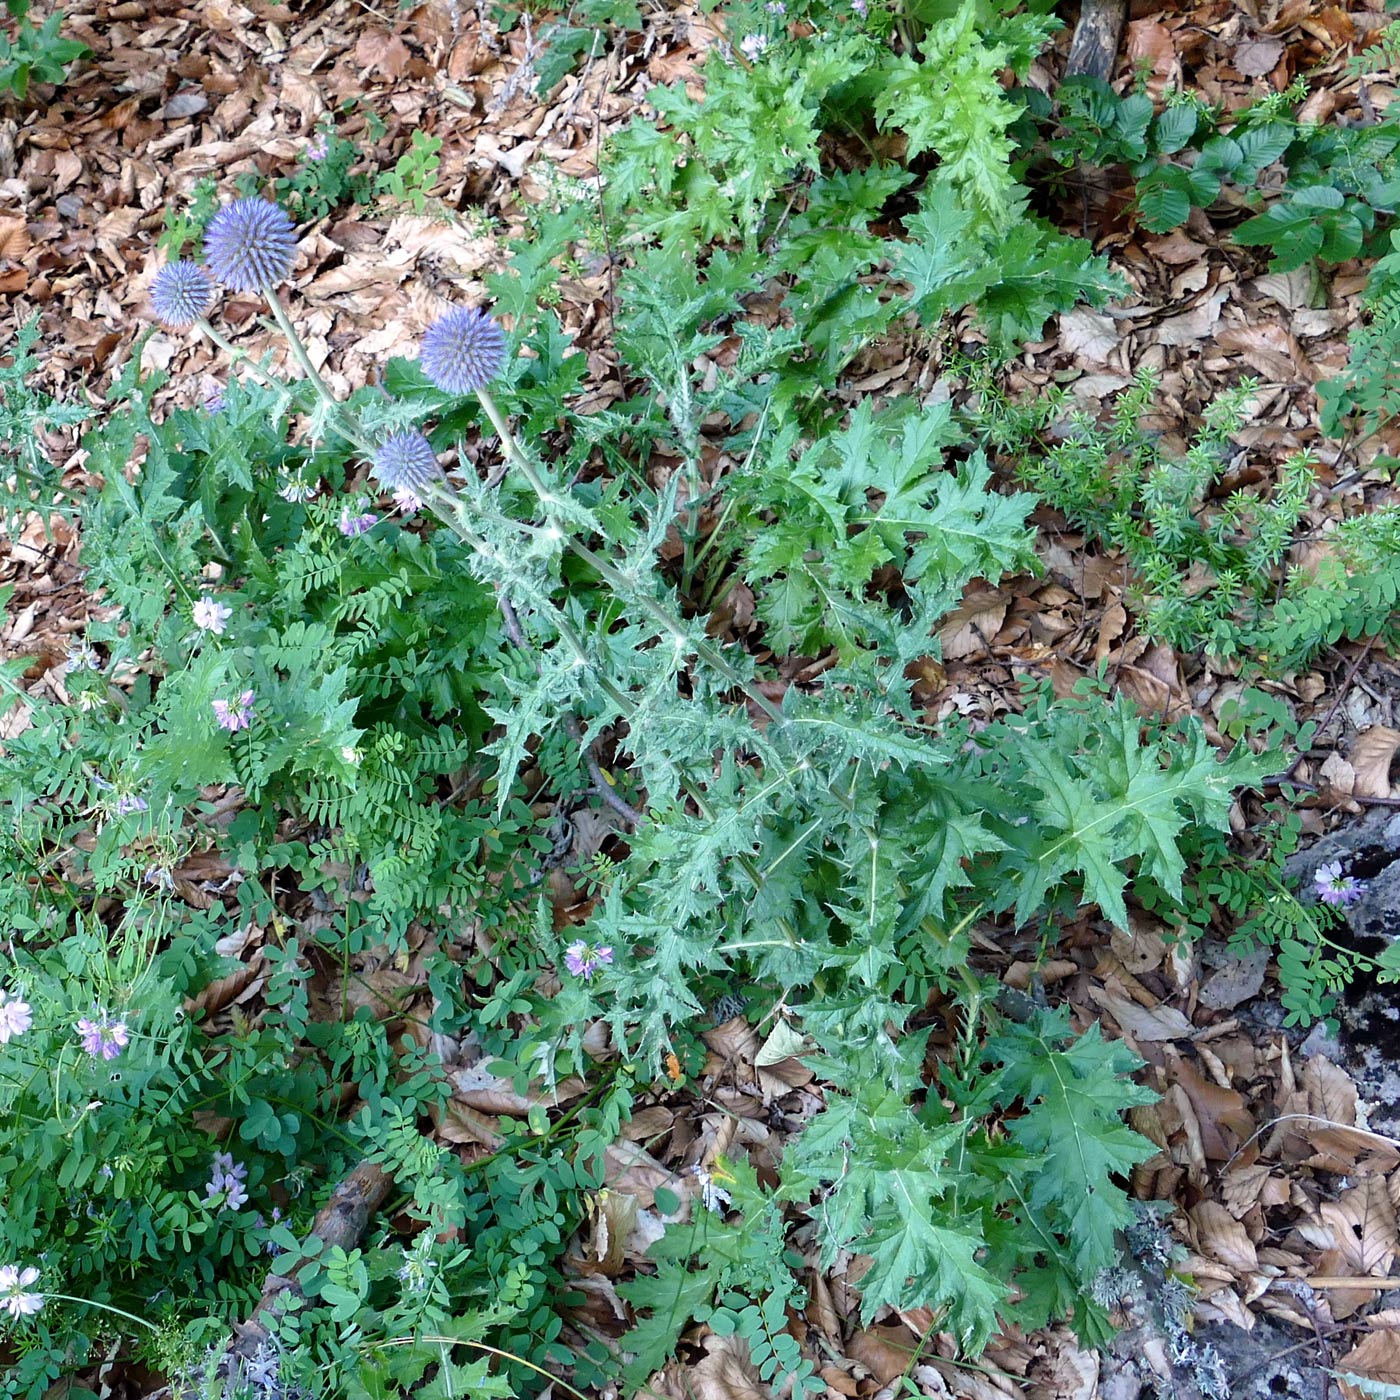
[0,1264,42,1320]
[739,32,769,59]
[193,595,233,635]
[212,689,255,733]
[76,1013,129,1061]
[150,261,214,330]
[204,198,299,293]
[338,506,379,538]
[1315,860,1366,907]
[206,1151,249,1211]
[0,988,32,1044]
[418,307,508,395]
[563,940,614,981]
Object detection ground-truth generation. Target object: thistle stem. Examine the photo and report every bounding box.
[194,316,371,458]
[474,385,788,728]
[263,296,375,456]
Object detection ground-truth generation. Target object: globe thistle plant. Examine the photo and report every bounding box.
[150,261,214,329]
[203,198,299,293]
[372,430,440,496]
[419,307,508,395]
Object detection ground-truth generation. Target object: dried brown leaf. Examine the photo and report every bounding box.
[1088,987,1194,1041]
[1191,1199,1259,1272]
[1338,1329,1400,1400]
[690,1334,772,1400]
[1352,726,1400,799]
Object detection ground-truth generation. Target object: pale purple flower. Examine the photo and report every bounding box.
[113,794,148,817]
[372,430,439,495]
[305,132,330,161]
[150,261,214,329]
[393,487,422,514]
[739,32,769,59]
[851,0,868,15]
[0,1265,42,1320]
[563,940,614,981]
[338,508,379,537]
[212,689,255,733]
[203,379,226,414]
[76,1013,129,1061]
[65,639,101,673]
[203,198,298,293]
[765,2,785,12]
[0,992,33,1044]
[1315,860,1365,906]
[419,307,508,395]
[206,1150,250,1210]
[192,595,233,635]
[278,478,318,503]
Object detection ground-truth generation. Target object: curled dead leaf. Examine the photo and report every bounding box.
[1351,725,1400,799]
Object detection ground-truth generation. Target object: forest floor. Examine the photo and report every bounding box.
[9,0,1400,1396]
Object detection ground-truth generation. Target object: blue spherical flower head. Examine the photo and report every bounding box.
[203,198,298,293]
[419,307,508,395]
[372,430,440,495]
[150,261,213,329]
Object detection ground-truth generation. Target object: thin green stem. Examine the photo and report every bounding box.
[194,315,371,459]
[264,296,367,447]
[40,1294,159,1333]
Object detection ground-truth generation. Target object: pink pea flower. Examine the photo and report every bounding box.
[0,991,33,1044]
[338,508,379,537]
[563,940,614,981]
[0,1265,42,1319]
[1315,860,1365,906]
[212,689,255,733]
[76,1013,129,1061]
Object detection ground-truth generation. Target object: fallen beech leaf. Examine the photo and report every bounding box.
[1089,987,1194,1041]
[1304,1055,1358,1127]
[1234,36,1284,75]
[1338,1328,1400,1400]
[1154,289,1228,347]
[1352,725,1400,799]
[691,1334,771,1400]
[849,1322,924,1384]
[938,587,1008,660]
[355,29,411,79]
[1198,945,1269,1011]
[0,217,29,261]
[1125,19,1181,98]
[1321,1176,1397,1276]
[1191,1200,1259,1272]
[1168,1053,1254,1160]
[1059,307,1119,363]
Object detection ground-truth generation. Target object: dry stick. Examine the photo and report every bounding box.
[219,1160,392,1373]
[563,713,644,828]
[1279,636,1379,783]
[1064,0,1127,81]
